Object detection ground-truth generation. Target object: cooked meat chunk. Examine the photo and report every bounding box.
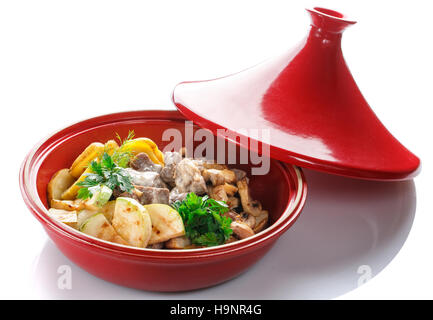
[174,158,207,195]
[169,187,188,204]
[160,151,182,187]
[113,186,143,202]
[129,152,162,173]
[125,168,167,188]
[135,186,170,205]
[164,151,182,166]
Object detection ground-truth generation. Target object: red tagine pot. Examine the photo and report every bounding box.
[20,110,307,292]
[19,7,420,292]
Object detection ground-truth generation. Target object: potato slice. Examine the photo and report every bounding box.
[63,140,118,199]
[47,208,77,228]
[144,204,185,244]
[80,213,128,245]
[47,169,75,202]
[83,185,113,209]
[50,199,85,211]
[69,142,104,179]
[112,197,152,247]
[95,200,116,222]
[77,209,98,229]
[77,200,116,229]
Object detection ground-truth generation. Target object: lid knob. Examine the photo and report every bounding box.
[307,7,356,34]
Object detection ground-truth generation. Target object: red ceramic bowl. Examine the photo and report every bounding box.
[19,110,307,292]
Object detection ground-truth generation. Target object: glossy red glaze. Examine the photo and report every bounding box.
[173,7,420,181]
[20,110,307,291]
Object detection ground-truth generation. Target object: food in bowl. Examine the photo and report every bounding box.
[21,110,306,291]
[46,130,269,249]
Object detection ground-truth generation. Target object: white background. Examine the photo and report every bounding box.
[0,0,431,299]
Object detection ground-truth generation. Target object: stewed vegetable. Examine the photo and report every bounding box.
[46,131,269,249]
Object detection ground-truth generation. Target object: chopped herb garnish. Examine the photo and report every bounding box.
[111,130,135,168]
[77,137,134,200]
[172,193,233,247]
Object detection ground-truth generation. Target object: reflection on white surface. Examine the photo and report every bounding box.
[32,169,416,299]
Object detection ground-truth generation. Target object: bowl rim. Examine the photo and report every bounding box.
[19,109,307,260]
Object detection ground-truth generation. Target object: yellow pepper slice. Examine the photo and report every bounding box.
[69,142,104,179]
[121,138,164,166]
[62,140,120,200]
[104,139,119,156]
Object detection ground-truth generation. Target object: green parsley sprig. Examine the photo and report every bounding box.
[172,193,233,247]
[76,135,135,200]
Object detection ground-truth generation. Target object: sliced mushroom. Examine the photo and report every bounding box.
[225,236,238,244]
[237,178,262,217]
[147,242,164,249]
[202,161,228,170]
[253,210,269,233]
[223,183,238,196]
[227,196,240,210]
[223,211,239,220]
[202,169,225,186]
[231,221,255,239]
[165,236,191,249]
[208,185,228,202]
[220,169,236,184]
[231,168,247,182]
[239,212,256,229]
[179,147,187,158]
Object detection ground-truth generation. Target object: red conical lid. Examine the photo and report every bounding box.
[173,7,420,181]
